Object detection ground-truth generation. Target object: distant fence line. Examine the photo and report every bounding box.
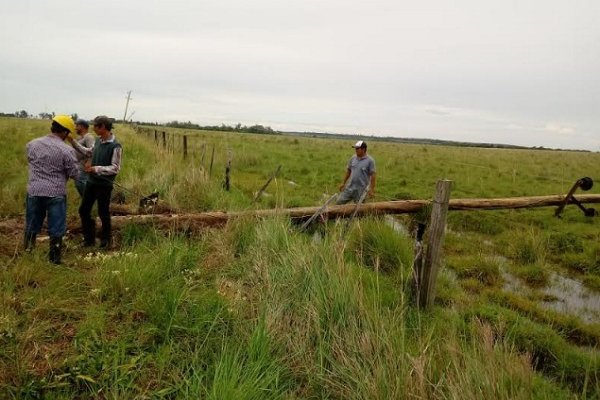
[133,125,221,177]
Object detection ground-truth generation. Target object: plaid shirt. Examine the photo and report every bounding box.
[27,134,79,197]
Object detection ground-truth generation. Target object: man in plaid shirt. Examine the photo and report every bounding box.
[25,115,79,264]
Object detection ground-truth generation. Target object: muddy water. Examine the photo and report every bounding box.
[384,215,409,235]
[501,262,600,323]
[541,273,600,323]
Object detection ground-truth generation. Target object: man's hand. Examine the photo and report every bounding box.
[368,189,375,198]
[84,161,94,174]
[339,183,345,192]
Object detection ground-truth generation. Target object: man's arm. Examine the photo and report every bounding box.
[339,168,351,191]
[68,137,93,157]
[65,150,80,181]
[368,172,376,197]
[88,147,122,176]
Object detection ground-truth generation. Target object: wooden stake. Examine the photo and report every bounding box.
[420,180,452,308]
[183,135,188,159]
[253,165,282,203]
[209,145,215,177]
[224,150,232,191]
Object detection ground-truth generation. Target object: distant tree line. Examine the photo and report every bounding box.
[164,120,280,135]
[0,110,78,121]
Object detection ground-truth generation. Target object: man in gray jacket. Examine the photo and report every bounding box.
[73,119,95,196]
[337,140,376,204]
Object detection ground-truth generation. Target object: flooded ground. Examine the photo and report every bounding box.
[541,272,600,323]
[501,262,600,323]
[384,215,409,235]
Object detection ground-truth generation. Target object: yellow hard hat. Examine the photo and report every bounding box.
[52,115,76,134]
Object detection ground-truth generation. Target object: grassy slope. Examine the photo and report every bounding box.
[1,117,598,398]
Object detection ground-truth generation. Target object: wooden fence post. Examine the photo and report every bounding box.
[419,180,452,308]
[253,165,282,203]
[224,150,232,191]
[183,136,188,159]
[200,144,206,168]
[209,145,215,177]
[162,131,166,149]
[154,130,158,145]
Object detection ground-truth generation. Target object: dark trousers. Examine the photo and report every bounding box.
[79,184,113,244]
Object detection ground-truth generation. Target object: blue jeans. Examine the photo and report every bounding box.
[336,187,364,205]
[75,171,89,197]
[25,195,67,238]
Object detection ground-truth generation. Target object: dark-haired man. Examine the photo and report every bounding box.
[73,119,95,196]
[25,115,79,264]
[336,140,376,204]
[69,115,122,248]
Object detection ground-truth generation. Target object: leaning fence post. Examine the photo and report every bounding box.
[200,144,206,168]
[253,165,282,203]
[209,145,215,177]
[419,179,452,308]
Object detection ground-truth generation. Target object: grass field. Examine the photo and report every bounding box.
[1,117,599,398]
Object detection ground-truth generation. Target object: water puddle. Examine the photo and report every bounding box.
[384,215,409,235]
[501,264,600,323]
[541,273,600,323]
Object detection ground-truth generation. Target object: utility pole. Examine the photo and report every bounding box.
[122,90,132,122]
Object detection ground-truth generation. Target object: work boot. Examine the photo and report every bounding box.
[100,221,112,249]
[24,232,36,252]
[49,237,63,265]
[99,237,112,249]
[82,219,96,247]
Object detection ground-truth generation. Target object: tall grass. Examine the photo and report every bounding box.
[2,118,599,398]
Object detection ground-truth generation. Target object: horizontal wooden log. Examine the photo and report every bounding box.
[108,194,600,230]
[2,194,598,236]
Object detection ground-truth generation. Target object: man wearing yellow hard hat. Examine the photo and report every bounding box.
[25,115,80,264]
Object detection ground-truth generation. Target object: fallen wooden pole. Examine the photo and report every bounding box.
[105,193,600,231]
[2,194,599,236]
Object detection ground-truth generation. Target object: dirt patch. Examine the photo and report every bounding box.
[0,217,23,259]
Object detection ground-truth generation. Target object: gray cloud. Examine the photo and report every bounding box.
[1,0,598,150]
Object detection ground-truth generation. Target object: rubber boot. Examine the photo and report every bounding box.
[82,218,96,247]
[24,232,37,252]
[49,237,63,265]
[99,218,112,249]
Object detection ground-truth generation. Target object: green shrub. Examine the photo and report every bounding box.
[348,218,413,273]
[121,222,160,246]
[509,230,547,265]
[511,263,549,287]
[548,232,584,254]
[447,211,504,235]
[561,253,593,274]
[470,304,600,395]
[226,217,257,257]
[560,245,600,274]
[446,255,501,285]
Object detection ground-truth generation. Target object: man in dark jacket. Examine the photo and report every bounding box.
[69,115,122,248]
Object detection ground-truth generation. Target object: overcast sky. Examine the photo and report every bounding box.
[1,0,598,150]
